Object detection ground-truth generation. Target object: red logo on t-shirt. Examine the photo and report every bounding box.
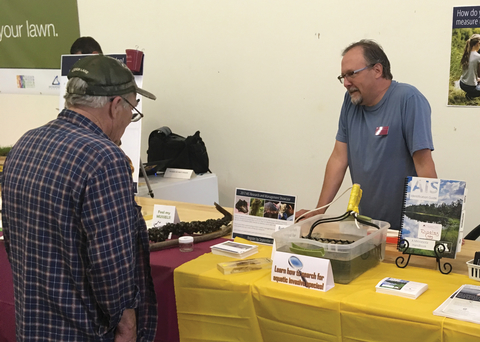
[375,126,389,136]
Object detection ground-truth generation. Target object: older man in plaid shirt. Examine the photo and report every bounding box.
[1,55,158,341]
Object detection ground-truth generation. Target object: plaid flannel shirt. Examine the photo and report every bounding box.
[2,109,157,341]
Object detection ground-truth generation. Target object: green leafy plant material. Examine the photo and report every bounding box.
[290,243,325,258]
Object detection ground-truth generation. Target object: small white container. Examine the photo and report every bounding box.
[466,259,480,281]
[179,236,194,252]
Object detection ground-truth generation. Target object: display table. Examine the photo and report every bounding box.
[3,196,480,342]
[0,197,232,342]
[136,173,219,206]
[174,240,480,342]
[148,237,228,342]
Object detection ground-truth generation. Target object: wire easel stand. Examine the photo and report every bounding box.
[395,239,453,274]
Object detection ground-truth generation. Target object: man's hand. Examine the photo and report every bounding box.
[115,309,137,342]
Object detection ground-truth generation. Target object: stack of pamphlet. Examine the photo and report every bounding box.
[210,240,258,259]
[375,277,428,299]
[433,284,480,324]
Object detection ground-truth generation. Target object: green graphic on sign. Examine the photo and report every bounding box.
[0,0,80,69]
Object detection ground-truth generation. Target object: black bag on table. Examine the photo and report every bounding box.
[145,126,210,175]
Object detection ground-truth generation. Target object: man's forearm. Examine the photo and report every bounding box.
[316,142,348,212]
[316,163,346,212]
[413,149,437,178]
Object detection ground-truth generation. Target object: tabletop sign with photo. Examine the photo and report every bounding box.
[232,188,297,244]
[271,250,335,292]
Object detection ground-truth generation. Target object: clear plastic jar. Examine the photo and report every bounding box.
[179,236,194,252]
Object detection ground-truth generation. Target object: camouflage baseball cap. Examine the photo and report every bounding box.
[67,55,156,100]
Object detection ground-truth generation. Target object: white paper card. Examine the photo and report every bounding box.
[271,250,334,292]
[417,222,442,240]
[405,237,436,250]
[164,168,195,179]
[151,204,180,228]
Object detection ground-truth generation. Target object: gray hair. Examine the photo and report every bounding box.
[64,77,132,109]
[342,39,393,80]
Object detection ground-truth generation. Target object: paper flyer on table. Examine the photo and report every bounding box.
[232,188,296,244]
[434,284,480,324]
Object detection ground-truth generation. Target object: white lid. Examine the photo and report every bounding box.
[179,236,194,243]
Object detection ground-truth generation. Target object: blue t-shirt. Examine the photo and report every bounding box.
[336,81,434,230]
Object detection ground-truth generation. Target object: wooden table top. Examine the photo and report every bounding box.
[135,196,231,222]
[136,197,479,277]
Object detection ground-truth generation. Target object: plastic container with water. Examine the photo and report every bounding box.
[272,214,390,284]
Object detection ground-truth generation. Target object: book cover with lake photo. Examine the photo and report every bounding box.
[397,177,467,259]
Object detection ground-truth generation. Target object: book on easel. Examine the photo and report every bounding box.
[397,177,467,259]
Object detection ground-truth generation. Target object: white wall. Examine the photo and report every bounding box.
[1,0,479,235]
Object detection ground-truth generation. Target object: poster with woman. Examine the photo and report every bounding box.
[449,6,480,106]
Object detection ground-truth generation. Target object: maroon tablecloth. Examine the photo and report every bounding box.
[149,237,227,342]
[0,237,227,342]
[0,242,15,342]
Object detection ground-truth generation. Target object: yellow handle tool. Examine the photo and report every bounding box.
[347,183,362,214]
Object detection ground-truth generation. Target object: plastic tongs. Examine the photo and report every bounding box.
[305,184,380,240]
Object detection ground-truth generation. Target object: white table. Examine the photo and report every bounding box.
[136,173,219,206]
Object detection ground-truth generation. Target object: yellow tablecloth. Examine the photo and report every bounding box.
[174,241,480,342]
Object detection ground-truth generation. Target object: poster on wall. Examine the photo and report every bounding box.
[448,6,480,106]
[0,0,80,95]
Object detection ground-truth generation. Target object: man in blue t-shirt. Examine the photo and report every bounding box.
[298,40,437,230]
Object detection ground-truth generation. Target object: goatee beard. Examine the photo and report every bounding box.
[349,89,363,105]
